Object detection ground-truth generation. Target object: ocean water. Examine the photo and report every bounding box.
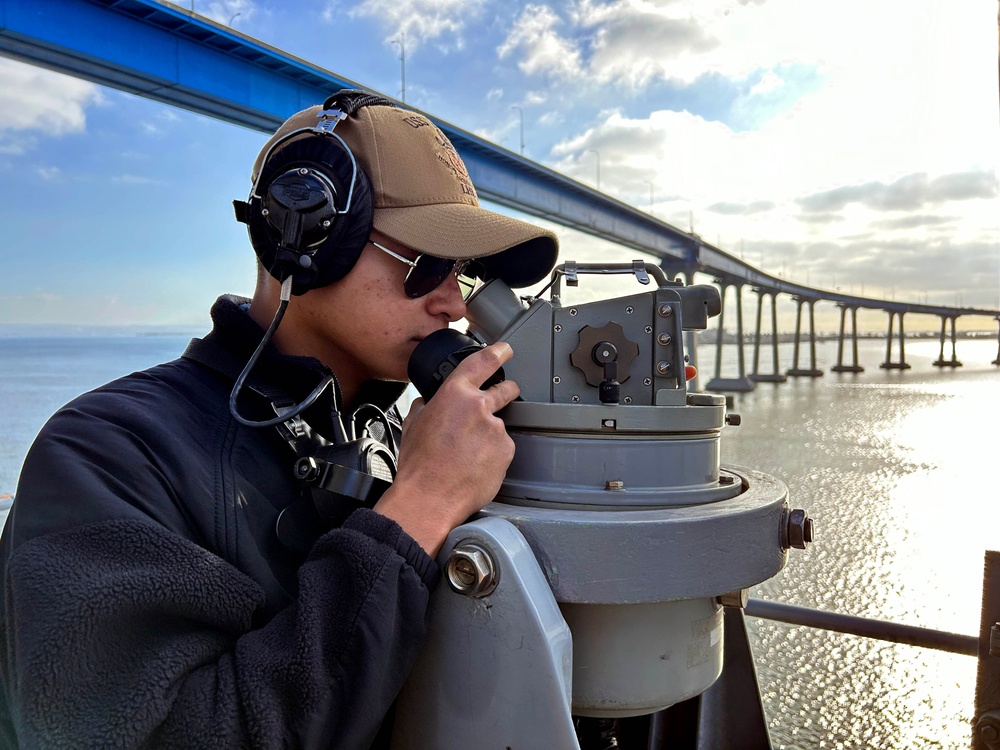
[1,332,998,748]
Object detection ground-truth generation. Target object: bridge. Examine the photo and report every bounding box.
[2,0,998,392]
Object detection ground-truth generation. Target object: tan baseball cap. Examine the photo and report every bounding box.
[251,99,559,288]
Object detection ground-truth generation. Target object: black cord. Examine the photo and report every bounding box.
[229,277,335,429]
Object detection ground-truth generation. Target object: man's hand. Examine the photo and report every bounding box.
[372,342,518,557]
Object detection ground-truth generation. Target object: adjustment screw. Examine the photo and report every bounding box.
[446,543,498,597]
[657,304,673,317]
[298,167,310,175]
[726,413,742,426]
[657,333,672,346]
[656,361,671,375]
[605,480,625,491]
[785,508,814,550]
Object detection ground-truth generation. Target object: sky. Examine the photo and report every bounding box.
[0,0,998,333]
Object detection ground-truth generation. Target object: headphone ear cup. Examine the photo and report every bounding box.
[248,135,375,295]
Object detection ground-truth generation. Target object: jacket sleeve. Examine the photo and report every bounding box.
[1,411,437,749]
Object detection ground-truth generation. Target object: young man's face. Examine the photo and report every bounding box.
[287,230,469,392]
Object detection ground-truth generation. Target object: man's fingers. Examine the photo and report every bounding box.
[451,342,513,389]
[484,378,520,412]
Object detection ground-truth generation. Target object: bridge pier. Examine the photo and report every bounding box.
[932,316,962,368]
[879,311,911,370]
[706,281,755,393]
[831,304,864,373]
[786,297,824,377]
[749,289,786,383]
[994,317,1000,366]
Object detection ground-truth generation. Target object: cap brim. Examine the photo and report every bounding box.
[374,203,558,288]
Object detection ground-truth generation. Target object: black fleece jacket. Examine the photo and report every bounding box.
[0,296,437,749]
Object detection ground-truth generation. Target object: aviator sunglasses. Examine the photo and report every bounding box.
[368,240,481,299]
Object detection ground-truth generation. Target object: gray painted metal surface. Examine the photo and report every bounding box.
[483,466,789,604]
[391,517,579,750]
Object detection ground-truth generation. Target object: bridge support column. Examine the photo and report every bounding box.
[933,316,963,368]
[749,289,786,383]
[786,297,823,377]
[994,317,1000,366]
[831,305,864,373]
[879,311,911,370]
[706,281,755,393]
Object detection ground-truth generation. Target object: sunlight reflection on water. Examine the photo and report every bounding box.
[712,338,998,750]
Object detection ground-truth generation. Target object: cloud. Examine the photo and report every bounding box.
[870,215,957,231]
[37,166,61,181]
[0,59,102,146]
[486,88,504,102]
[348,0,486,52]
[497,4,583,79]
[707,200,776,215]
[797,172,999,213]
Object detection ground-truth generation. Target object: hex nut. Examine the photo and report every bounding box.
[785,508,814,550]
[446,543,498,598]
[977,712,1000,748]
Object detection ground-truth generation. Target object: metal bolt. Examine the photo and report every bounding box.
[643,377,652,386]
[978,712,1000,747]
[294,457,320,481]
[446,543,499,597]
[569,308,578,316]
[656,361,671,375]
[553,376,561,384]
[623,396,633,404]
[726,413,742,426]
[657,333,672,346]
[321,219,331,228]
[261,208,270,217]
[554,324,563,333]
[625,306,634,314]
[785,508,814,550]
[719,474,736,485]
[644,325,653,334]
[571,395,580,403]
[602,419,616,428]
[605,480,625,491]
[298,167,310,175]
[657,304,673,317]
[990,622,1000,657]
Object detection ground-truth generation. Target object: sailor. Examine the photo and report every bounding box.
[0,91,557,748]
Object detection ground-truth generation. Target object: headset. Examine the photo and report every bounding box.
[234,89,396,296]
[229,91,404,549]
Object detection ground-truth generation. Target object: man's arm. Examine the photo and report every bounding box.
[374,342,520,556]
[0,404,434,749]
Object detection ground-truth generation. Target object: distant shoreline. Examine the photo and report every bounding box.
[0,325,206,339]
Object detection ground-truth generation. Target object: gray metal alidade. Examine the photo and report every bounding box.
[391,261,812,749]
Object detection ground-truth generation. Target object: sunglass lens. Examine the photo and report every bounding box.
[404,256,456,298]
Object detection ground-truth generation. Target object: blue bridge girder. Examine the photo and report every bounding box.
[1,0,997,322]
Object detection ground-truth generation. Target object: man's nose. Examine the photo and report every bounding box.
[425,272,467,321]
